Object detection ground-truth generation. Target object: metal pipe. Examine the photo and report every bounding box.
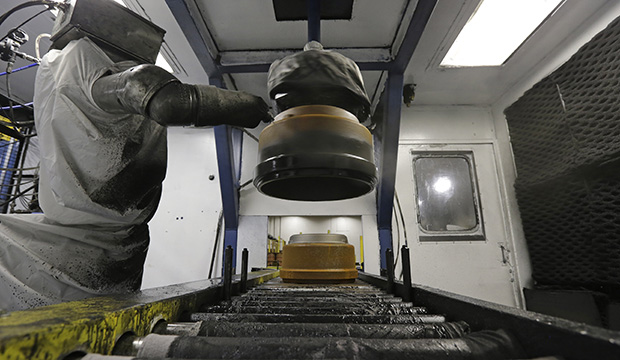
[401,245,412,302]
[228,299,413,307]
[223,245,233,300]
[0,63,37,77]
[208,209,223,278]
[162,321,470,339]
[190,312,446,324]
[307,0,321,43]
[377,72,404,269]
[386,248,395,294]
[240,248,248,293]
[204,304,426,316]
[0,101,33,110]
[135,330,524,359]
[234,295,402,303]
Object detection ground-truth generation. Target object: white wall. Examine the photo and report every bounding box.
[237,215,268,271]
[396,105,526,307]
[142,127,222,289]
[274,216,365,268]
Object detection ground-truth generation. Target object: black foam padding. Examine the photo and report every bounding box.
[505,15,620,291]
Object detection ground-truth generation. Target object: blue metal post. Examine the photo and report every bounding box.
[165,0,222,78]
[376,72,404,271]
[214,124,241,272]
[391,0,437,73]
[207,74,242,273]
[375,0,436,271]
[307,0,321,42]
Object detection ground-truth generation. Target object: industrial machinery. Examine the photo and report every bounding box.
[2,1,620,359]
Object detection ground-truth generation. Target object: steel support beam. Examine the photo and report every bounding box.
[214,124,242,272]
[164,0,222,78]
[376,72,403,271]
[307,0,321,43]
[375,0,436,271]
[391,0,437,73]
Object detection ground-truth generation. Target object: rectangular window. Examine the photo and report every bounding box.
[412,152,485,241]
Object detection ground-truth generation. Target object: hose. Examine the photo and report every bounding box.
[35,33,51,59]
[0,1,64,28]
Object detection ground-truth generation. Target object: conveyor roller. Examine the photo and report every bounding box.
[2,268,618,359]
[97,279,526,359]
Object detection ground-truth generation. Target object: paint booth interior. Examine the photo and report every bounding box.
[1,0,620,359]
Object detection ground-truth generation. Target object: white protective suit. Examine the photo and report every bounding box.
[0,38,167,311]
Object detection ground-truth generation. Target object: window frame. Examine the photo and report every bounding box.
[411,150,486,242]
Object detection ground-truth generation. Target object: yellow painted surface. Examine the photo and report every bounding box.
[0,116,15,142]
[0,270,279,359]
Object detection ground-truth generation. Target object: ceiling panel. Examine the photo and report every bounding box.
[404,0,613,105]
[195,0,408,51]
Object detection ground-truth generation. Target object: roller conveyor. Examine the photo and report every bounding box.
[85,279,525,360]
[1,267,619,359]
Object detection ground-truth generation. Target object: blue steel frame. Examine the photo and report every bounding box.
[165,0,437,273]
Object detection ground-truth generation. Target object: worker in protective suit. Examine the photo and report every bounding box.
[0,0,271,312]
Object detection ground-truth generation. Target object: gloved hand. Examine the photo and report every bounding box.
[92,64,273,128]
[195,86,273,128]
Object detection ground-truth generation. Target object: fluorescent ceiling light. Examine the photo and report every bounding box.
[441,0,564,67]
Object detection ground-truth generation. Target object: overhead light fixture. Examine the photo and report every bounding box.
[441,0,564,67]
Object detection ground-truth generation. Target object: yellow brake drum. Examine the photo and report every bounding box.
[280,233,358,283]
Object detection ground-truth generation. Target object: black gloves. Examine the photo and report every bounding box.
[92,64,272,128]
[193,85,272,128]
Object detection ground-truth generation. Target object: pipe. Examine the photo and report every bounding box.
[0,101,33,110]
[208,209,223,278]
[235,295,403,303]
[160,321,470,339]
[307,0,321,43]
[190,312,446,324]
[386,248,395,294]
[401,245,412,302]
[223,245,233,301]
[240,248,248,293]
[135,331,524,359]
[0,63,37,77]
[204,303,426,316]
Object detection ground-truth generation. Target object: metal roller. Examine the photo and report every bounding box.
[133,331,524,359]
[157,320,471,339]
[190,312,447,324]
[203,303,426,315]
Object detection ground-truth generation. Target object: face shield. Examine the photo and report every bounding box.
[50,0,165,64]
